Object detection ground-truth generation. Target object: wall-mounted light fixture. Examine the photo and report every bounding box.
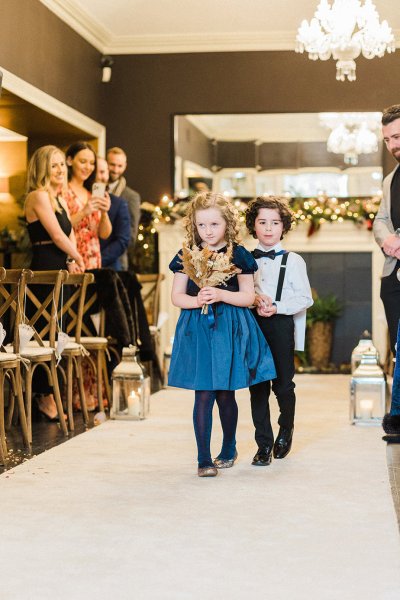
[101,55,114,83]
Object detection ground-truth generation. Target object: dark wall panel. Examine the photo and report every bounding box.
[300,252,372,365]
[102,51,400,201]
[0,0,104,123]
[217,141,255,169]
[175,116,213,169]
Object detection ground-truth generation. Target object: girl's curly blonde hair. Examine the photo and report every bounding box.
[184,192,241,247]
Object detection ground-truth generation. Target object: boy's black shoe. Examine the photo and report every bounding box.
[251,446,272,466]
[273,427,293,459]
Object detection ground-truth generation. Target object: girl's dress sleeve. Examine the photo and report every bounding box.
[169,250,184,273]
[233,245,258,274]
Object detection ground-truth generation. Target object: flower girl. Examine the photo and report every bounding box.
[168,192,276,477]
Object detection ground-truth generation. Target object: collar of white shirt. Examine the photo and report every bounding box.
[257,242,283,253]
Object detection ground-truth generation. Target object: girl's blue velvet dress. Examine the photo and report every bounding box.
[168,244,276,391]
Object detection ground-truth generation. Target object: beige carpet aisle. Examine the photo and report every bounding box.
[1,375,399,600]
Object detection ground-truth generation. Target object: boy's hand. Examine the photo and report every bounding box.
[255,293,277,318]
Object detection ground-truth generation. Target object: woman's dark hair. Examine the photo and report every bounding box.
[245,196,293,239]
[65,141,97,191]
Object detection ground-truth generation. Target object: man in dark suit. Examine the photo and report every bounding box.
[106,146,141,272]
[97,157,131,271]
[373,105,400,356]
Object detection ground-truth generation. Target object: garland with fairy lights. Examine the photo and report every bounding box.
[133,193,382,271]
[289,194,381,236]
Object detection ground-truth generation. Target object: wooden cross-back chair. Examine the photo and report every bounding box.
[78,283,111,412]
[137,273,165,382]
[56,271,94,430]
[3,269,68,442]
[0,268,30,463]
[136,273,165,328]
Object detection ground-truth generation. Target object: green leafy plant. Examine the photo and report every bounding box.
[306,294,343,326]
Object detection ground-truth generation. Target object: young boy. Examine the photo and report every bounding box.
[245,197,313,466]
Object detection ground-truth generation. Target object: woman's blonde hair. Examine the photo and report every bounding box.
[184,192,241,247]
[26,145,67,212]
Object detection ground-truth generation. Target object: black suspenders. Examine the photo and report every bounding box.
[275,253,289,302]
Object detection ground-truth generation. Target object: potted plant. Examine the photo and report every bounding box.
[306,292,342,370]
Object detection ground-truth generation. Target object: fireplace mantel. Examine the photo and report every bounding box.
[157,221,386,364]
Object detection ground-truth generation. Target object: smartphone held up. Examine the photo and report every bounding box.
[92,182,106,198]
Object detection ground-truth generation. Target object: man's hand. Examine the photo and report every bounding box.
[382,233,400,256]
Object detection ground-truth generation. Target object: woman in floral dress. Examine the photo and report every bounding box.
[64,142,112,410]
[65,141,112,268]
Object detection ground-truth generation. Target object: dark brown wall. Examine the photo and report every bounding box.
[104,51,400,201]
[175,116,213,169]
[0,0,104,122]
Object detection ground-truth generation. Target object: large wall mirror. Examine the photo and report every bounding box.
[172,113,385,366]
[173,113,383,199]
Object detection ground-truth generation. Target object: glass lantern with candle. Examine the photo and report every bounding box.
[111,346,150,420]
[350,330,379,373]
[350,350,388,425]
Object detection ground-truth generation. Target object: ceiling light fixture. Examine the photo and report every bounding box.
[320,112,381,164]
[296,0,395,81]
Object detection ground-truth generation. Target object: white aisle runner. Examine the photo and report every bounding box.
[0,375,399,600]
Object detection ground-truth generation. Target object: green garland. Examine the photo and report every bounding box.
[134,194,382,271]
[288,195,380,236]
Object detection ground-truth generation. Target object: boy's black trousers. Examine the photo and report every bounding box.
[250,312,296,449]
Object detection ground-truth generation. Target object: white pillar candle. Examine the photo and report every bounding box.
[359,398,373,420]
[127,391,141,417]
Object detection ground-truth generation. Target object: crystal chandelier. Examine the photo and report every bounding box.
[296,0,395,81]
[320,112,381,164]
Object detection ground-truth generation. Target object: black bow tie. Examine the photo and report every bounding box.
[252,249,286,260]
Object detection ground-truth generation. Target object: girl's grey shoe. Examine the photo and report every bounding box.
[213,450,238,469]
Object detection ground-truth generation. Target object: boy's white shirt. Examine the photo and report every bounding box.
[253,242,313,351]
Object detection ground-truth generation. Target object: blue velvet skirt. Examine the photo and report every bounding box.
[168,304,276,391]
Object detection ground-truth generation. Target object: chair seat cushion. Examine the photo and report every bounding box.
[0,352,18,361]
[79,336,108,346]
[20,346,54,358]
[32,340,82,351]
[63,341,84,351]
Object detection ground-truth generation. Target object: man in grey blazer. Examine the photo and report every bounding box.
[107,146,141,272]
[373,104,400,355]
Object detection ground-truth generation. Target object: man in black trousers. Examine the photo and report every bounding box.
[374,105,400,357]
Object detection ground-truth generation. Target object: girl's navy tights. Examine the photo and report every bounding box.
[193,390,238,468]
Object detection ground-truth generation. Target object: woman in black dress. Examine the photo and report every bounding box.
[24,145,84,419]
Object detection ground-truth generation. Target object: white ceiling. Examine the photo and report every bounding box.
[185,113,383,142]
[39,0,400,54]
[186,113,330,142]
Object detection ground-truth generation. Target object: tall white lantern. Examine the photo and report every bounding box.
[350,350,388,425]
[350,331,379,373]
[111,346,150,420]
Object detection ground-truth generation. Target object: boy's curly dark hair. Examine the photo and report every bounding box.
[245,196,294,239]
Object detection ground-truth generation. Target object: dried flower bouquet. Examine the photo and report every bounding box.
[179,243,241,313]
